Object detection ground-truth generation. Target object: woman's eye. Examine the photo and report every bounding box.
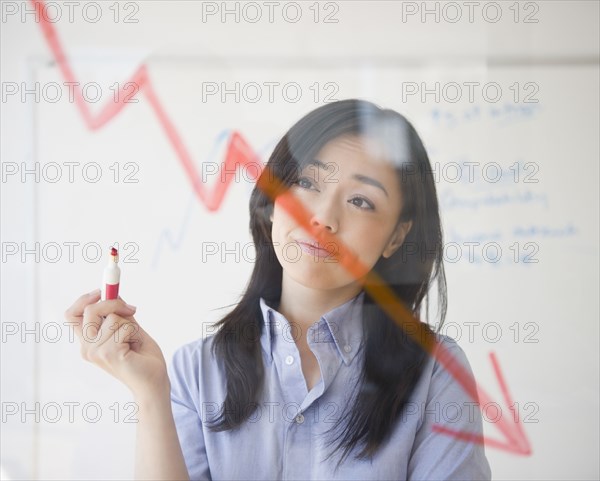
[295,177,316,189]
[294,178,374,211]
[349,196,375,211]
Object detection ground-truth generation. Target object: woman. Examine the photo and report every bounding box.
[65,99,492,480]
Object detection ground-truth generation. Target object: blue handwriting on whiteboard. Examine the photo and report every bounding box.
[440,188,549,210]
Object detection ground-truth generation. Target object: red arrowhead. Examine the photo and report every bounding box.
[432,350,532,455]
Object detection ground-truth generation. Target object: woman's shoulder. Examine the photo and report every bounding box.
[431,331,462,353]
[172,333,214,358]
[420,331,479,399]
[428,331,475,372]
[168,333,221,384]
[431,332,472,364]
[167,332,228,412]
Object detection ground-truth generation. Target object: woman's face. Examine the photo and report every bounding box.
[270,134,412,292]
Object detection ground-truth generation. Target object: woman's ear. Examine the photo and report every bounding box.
[382,220,412,259]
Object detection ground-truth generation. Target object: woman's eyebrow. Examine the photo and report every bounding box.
[352,174,389,198]
[308,159,389,198]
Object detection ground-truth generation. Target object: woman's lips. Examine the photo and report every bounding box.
[296,241,332,258]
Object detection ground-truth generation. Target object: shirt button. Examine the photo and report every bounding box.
[285,355,294,365]
[343,344,352,353]
[295,414,305,424]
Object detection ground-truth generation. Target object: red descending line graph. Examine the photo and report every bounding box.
[33,0,262,212]
[29,0,531,456]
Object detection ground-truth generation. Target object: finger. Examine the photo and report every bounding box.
[90,318,142,369]
[110,296,134,318]
[94,313,140,349]
[81,313,139,362]
[81,299,136,342]
[65,289,101,321]
[65,289,102,338]
[118,319,142,350]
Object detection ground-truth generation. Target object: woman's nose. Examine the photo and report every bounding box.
[310,200,339,234]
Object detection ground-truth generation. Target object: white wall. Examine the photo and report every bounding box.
[1,1,599,480]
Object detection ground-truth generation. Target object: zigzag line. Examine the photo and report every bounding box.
[31,0,263,212]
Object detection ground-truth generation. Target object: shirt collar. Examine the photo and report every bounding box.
[259,291,365,366]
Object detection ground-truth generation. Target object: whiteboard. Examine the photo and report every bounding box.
[4,57,599,480]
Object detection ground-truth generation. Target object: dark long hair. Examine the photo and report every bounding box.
[208,99,447,468]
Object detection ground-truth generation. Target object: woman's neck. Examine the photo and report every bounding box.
[276,274,362,338]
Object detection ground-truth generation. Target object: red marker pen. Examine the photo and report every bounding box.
[101,247,121,300]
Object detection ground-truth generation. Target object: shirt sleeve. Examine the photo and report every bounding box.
[407,336,492,481]
[168,341,212,481]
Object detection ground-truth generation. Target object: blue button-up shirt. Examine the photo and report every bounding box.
[168,292,492,480]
